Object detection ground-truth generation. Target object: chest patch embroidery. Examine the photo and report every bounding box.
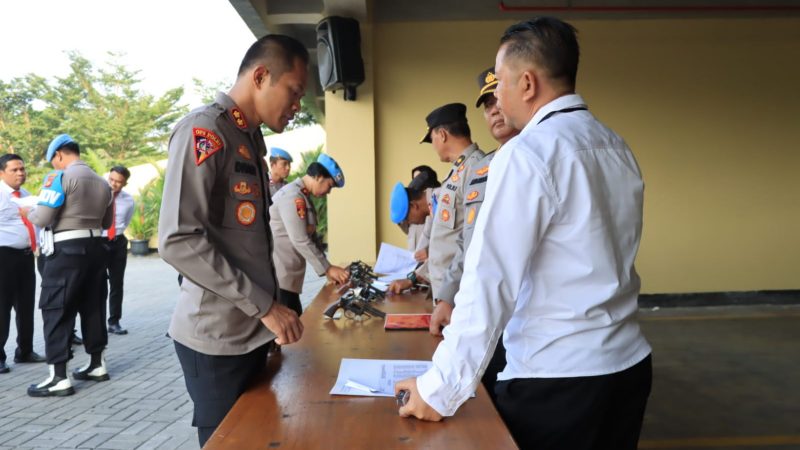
[236,201,256,226]
[193,128,223,166]
[467,191,479,201]
[467,207,476,225]
[450,173,460,183]
[441,209,450,222]
[237,145,252,160]
[441,194,451,205]
[476,166,489,176]
[295,197,307,220]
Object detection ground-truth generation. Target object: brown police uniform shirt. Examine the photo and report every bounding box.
[428,143,484,302]
[29,160,113,231]
[269,178,330,294]
[437,150,496,304]
[159,92,278,356]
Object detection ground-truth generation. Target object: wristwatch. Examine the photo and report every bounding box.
[406,271,417,284]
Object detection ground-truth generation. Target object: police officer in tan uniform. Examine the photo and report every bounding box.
[25,134,114,397]
[269,153,349,316]
[267,147,293,197]
[420,103,484,332]
[158,35,306,447]
[405,166,439,262]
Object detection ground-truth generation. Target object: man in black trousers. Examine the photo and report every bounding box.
[0,154,46,374]
[105,166,135,335]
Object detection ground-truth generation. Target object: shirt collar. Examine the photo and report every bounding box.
[0,180,26,196]
[452,143,480,167]
[215,92,259,134]
[528,93,587,129]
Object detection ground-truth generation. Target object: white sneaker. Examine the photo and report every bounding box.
[28,365,75,397]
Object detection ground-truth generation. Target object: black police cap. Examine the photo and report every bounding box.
[475,67,498,108]
[420,103,468,144]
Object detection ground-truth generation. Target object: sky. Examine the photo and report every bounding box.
[0,0,257,107]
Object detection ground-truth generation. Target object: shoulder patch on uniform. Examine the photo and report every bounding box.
[237,145,252,160]
[193,128,223,166]
[467,191,479,201]
[38,170,65,208]
[295,197,307,219]
[454,155,465,166]
[230,107,248,130]
[476,166,489,176]
[441,209,450,222]
[467,206,476,225]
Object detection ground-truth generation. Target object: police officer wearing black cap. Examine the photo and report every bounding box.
[25,134,114,397]
[419,103,485,335]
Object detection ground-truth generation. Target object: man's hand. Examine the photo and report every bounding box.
[413,248,428,262]
[260,302,304,345]
[326,265,350,284]
[388,278,413,295]
[429,301,453,336]
[395,377,443,421]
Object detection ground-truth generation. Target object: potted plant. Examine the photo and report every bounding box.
[126,166,164,256]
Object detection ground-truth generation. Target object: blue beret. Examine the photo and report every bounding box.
[390,182,409,224]
[270,147,293,162]
[46,134,76,161]
[317,153,345,188]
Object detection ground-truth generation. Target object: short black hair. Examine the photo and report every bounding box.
[409,167,441,189]
[0,154,23,171]
[306,161,332,179]
[238,34,310,83]
[407,187,426,202]
[110,165,130,180]
[500,17,580,90]
[57,142,80,156]
[435,120,471,140]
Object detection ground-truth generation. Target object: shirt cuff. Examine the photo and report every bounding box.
[435,280,458,306]
[417,365,457,417]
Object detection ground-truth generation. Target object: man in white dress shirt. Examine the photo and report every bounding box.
[396,17,652,450]
[0,154,46,374]
[105,166,135,335]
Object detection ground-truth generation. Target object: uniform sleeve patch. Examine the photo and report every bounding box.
[236,201,257,226]
[193,128,223,166]
[38,170,65,208]
[237,145,252,160]
[295,197,307,219]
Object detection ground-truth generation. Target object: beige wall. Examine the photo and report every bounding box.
[329,17,800,293]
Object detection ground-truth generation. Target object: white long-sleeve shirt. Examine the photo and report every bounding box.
[0,181,35,249]
[102,190,135,237]
[417,94,652,416]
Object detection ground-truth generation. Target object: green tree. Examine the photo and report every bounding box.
[0,51,187,186]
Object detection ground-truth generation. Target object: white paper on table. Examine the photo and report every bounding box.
[373,242,417,276]
[329,358,433,397]
[370,280,390,291]
[9,195,40,208]
[376,272,408,283]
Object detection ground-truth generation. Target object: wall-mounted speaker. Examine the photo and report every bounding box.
[316,16,365,101]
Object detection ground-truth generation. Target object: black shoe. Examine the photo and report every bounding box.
[0,361,9,374]
[108,322,128,335]
[28,366,75,397]
[14,351,46,363]
[71,332,83,346]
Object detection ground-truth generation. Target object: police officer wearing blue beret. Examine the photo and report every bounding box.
[268,147,293,197]
[24,134,114,397]
[270,153,349,317]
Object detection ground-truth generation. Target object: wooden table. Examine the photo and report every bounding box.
[205,283,517,449]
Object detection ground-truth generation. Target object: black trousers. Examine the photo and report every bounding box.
[39,238,109,364]
[174,340,269,447]
[495,354,652,450]
[0,247,35,362]
[481,336,507,408]
[278,288,303,317]
[106,236,128,324]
